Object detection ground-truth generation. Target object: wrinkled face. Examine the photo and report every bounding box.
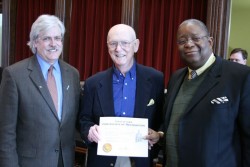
[34,26,63,64]
[229,52,246,65]
[177,23,213,69]
[107,26,139,70]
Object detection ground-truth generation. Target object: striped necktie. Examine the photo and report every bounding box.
[190,70,197,79]
[47,66,58,112]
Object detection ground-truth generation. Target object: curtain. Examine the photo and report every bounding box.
[69,0,122,81]
[138,0,207,84]
[14,0,56,62]
[206,0,231,58]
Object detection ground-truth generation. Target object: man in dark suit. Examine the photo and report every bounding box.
[148,19,250,167]
[79,24,164,167]
[0,15,80,167]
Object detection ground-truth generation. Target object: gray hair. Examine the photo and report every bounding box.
[27,14,65,54]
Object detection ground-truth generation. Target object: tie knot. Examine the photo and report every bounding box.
[48,65,54,72]
[190,70,197,79]
[48,66,54,76]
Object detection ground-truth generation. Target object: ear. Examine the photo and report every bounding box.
[208,37,214,49]
[244,59,247,64]
[133,39,140,53]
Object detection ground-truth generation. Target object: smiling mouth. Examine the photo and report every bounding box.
[115,55,125,58]
[185,51,197,55]
[48,48,57,52]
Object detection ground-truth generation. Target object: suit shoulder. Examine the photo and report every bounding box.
[85,68,112,83]
[219,59,250,79]
[58,61,80,84]
[3,58,34,79]
[137,64,163,77]
[59,60,79,74]
[6,57,31,71]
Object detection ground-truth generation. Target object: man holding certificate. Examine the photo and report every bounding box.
[79,24,165,167]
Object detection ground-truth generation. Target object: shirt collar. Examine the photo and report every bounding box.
[112,60,136,79]
[188,53,216,79]
[36,54,59,77]
[36,54,59,70]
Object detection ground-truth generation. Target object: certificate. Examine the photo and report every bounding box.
[97,117,148,157]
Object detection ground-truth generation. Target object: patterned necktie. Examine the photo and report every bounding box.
[47,66,58,112]
[190,70,197,79]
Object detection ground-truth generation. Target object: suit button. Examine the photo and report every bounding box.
[110,163,114,166]
[55,149,59,153]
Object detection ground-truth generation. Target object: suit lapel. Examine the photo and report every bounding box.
[60,60,71,122]
[185,57,222,114]
[134,65,152,118]
[165,68,187,124]
[28,56,59,120]
[97,68,115,116]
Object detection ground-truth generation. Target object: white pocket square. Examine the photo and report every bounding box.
[211,96,229,104]
[147,99,155,106]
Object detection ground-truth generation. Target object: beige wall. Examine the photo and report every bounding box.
[228,0,250,66]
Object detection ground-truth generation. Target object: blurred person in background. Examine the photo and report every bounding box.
[229,48,248,65]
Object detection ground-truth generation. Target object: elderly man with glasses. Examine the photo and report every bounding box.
[148,19,250,167]
[0,15,81,167]
[79,24,165,167]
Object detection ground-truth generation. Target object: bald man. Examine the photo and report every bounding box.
[79,24,165,167]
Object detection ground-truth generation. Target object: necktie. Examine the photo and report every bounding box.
[190,70,197,79]
[47,66,58,112]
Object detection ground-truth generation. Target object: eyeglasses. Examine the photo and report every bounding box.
[177,36,208,45]
[38,36,63,43]
[107,39,136,50]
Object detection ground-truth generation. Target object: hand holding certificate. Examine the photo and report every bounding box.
[97,117,148,157]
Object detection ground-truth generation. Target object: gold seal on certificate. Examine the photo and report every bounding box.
[103,143,112,152]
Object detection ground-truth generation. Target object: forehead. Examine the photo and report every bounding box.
[39,26,61,36]
[108,27,133,41]
[230,52,243,59]
[177,23,205,37]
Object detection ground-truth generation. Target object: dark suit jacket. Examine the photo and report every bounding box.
[0,67,3,84]
[163,56,250,167]
[79,63,164,167]
[0,56,81,167]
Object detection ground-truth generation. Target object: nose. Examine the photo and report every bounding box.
[115,42,123,51]
[186,38,195,44]
[184,39,195,47]
[49,38,57,46]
